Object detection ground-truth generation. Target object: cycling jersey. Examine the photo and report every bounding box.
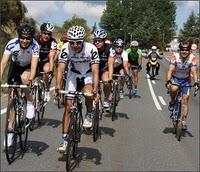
[36,36,57,62]
[58,42,99,75]
[57,40,65,51]
[115,50,128,65]
[98,43,116,72]
[4,38,39,66]
[126,48,142,66]
[170,53,197,79]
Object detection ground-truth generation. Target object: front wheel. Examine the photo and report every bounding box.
[4,99,18,164]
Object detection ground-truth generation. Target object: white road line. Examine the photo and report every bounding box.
[1,108,7,115]
[158,96,167,106]
[146,74,162,110]
[1,86,55,115]
[152,80,156,84]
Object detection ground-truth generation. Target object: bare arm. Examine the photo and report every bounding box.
[29,56,39,81]
[123,60,129,74]
[0,54,10,81]
[190,66,198,83]
[49,49,57,71]
[91,63,99,93]
[166,64,175,81]
[108,56,115,81]
[56,62,66,89]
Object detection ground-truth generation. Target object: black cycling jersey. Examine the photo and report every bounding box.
[36,36,57,62]
[98,43,115,72]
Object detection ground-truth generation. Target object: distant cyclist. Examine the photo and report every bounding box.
[55,26,99,152]
[56,32,68,60]
[146,45,162,75]
[0,23,39,146]
[36,22,57,101]
[112,38,129,98]
[126,40,143,97]
[165,41,199,130]
[93,28,116,108]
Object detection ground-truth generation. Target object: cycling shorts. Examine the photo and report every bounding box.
[65,71,92,99]
[7,61,31,84]
[172,76,191,95]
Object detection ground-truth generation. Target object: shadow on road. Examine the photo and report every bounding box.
[58,147,102,171]
[117,112,129,119]
[30,118,62,131]
[100,126,116,137]
[162,127,194,138]
[26,140,49,156]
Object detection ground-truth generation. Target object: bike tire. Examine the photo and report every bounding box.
[176,120,182,141]
[4,99,18,164]
[110,84,117,121]
[65,140,74,172]
[93,102,100,142]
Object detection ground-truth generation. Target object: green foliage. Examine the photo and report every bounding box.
[179,12,200,44]
[100,0,176,49]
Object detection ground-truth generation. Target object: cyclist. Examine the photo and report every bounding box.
[126,40,142,97]
[165,41,199,130]
[0,23,39,146]
[56,32,68,60]
[36,22,57,102]
[93,28,116,108]
[55,25,99,152]
[146,46,162,76]
[111,38,129,98]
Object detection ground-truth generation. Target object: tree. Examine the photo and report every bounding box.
[100,0,176,49]
[179,11,200,45]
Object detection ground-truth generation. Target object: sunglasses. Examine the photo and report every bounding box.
[94,39,104,43]
[20,36,32,41]
[115,46,123,49]
[180,49,189,52]
[69,41,83,45]
[42,32,52,36]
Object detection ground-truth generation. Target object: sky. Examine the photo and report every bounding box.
[22,1,199,32]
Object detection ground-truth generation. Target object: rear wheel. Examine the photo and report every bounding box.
[176,120,182,141]
[66,140,74,172]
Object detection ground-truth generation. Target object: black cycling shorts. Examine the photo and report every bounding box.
[7,61,31,84]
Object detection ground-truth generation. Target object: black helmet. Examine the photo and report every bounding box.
[113,38,124,47]
[17,23,35,37]
[179,42,191,51]
[40,22,54,32]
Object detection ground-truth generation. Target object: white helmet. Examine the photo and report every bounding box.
[93,28,107,39]
[40,23,54,32]
[152,46,157,50]
[67,25,85,40]
[130,40,139,47]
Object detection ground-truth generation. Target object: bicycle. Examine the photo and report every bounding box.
[126,68,133,99]
[1,83,30,164]
[58,90,88,172]
[169,83,198,141]
[110,74,124,121]
[29,72,46,130]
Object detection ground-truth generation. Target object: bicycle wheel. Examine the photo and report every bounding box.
[128,77,133,99]
[93,102,100,142]
[38,81,46,124]
[66,140,74,172]
[30,85,38,130]
[176,120,182,141]
[4,99,18,164]
[110,84,117,121]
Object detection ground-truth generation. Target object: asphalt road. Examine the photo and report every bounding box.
[1,53,199,171]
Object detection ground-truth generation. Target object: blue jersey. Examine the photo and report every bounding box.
[4,38,39,67]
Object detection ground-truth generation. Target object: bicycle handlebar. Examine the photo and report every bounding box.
[59,90,94,96]
[1,83,28,88]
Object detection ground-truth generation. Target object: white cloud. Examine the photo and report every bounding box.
[22,1,59,18]
[63,1,106,19]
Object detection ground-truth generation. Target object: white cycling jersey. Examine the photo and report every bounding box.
[170,52,197,79]
[4,38,39,67]
[58,42,100,75]
[114,50,128,64]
